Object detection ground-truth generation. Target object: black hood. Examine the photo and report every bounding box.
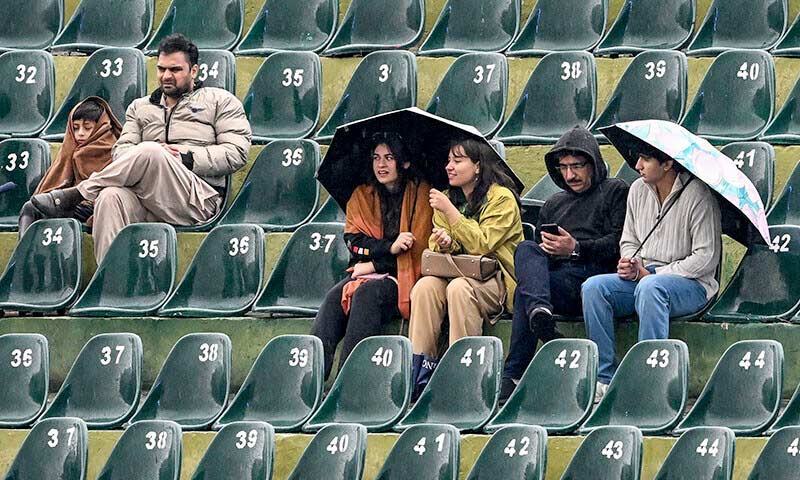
[544,125,608,193]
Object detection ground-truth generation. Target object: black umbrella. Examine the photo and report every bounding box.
[316,107,525,210]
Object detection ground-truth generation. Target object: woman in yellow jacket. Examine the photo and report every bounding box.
[409,138,523,395]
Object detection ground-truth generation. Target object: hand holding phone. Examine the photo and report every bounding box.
[540,223,560,236]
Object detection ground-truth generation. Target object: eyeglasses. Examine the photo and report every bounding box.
[556,161,589,173]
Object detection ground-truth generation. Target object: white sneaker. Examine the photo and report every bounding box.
[594,382,609,403]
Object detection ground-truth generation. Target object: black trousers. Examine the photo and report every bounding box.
[311,277,399,379]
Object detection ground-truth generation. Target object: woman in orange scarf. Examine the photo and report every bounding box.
[311,132,433,379]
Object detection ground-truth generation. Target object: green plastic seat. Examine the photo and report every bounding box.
[654,427,735,480]
[310,197,346,223]
[767,161,800,225]
[219,140,319,231]
[674,340,783,436]
[0,334,48,427]
[0,0,62,51]
[687,0,787,56]
[314,50,417,143]
[97,420,181,480]
[595,0,695,55]
[375,424,460,480]
[196,50,235,93]
[130,333,231,430]
[590,50,688,141]
[158,224,264,317]
[0,218,82,313]
[40,333,142,429]
[614,163,641,185]
[144,0,243,53]
[507,0,606,56]
[418,0,520,56]
[304,336,411,433]
[4,417,87,480]
[467,425,547,480]
[243,51,321,142]
[770,378,800,433]
[773,13,800,56]
[580,340,688,435]
[40,47,146,141]
[425,53,508,137]
[252,222,350,315]
[214,335,323,432]
[287,423,367,480]
[720,142,774,209]
[70,223,176,317]
[680,49,775,145]
[706,226,800,323]
[323,0,424,56]
[172,176,230,233]
[0,50,55,138]
[190,421,274,480]
[522,222,534,241]
[747,426,800,479]
[496,51,597,145]
[520,174,563,225]
[50,0,153,53]
[560,425,643,480]
[235,0,336,55]
[485,339,597,434]
[395,336,502,432]
[760,73,800,144]
[0,138,50,230]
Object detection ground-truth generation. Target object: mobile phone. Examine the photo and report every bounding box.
[540,223,560,236]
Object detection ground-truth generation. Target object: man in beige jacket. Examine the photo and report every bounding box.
[32,34,252,261]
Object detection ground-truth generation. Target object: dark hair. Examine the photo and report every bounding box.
[72,99,103,123]
[157,34,199,67]
[639,146,686,173]
[368,132,417,188]
[448,138,520,217]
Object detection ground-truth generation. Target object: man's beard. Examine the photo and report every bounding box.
[162,81,193,98]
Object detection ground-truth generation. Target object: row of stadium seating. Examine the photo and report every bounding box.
[3,0,800,59]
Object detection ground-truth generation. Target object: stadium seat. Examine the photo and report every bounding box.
[243,51,321,142]
[496,51,597,145]
[50,0,153,53]
[580,340,689,435]
[522,222,534,241]
[772,376,800,432]
[144,0,243,53]
[96,420,181,480]
[614,163,641,185]
[680,49,775,145]
[40,333,141,429]
[720,142,775,209]
[219,140,319,231]
[314,50,417,143]
[674,340,783,436]
[654,426,735,480]
[172,176,230,233]
[323,0,424,56]
[424,53,508,137]
[130,333,231,430]
[760,73,800,144]
[0,0,62,51]
[70,223,176,317]
[235,0,336,55]
[214,335,323,432]
[507,0,606,56]
[375,424,460,480]
[706,226,800,323]
[560,425,643,480]
[489,139,506,159]
[190,421,274,480]
[467,425,547,480]
[310,197,346,223]
[590,50,688,140]
[773,13,800,56]
[195,50,235,93]
[747,426,800,479]
[594,0,695,55]
[0,138,50,230]
[767,161,800,225]
[395,336,502,432]
[0,50,55,138]
[4,417,88,480]
[252,222,349,315]
[158,224,264,317]
[520,174,563,225]
[286,423,367,480]
[0,333,48,427]
[0,218,82,313]
[40,47,146,141]
[686,0,787,56]
[485,339,596,434]
[304,336,411,433]
[418,0,520,56]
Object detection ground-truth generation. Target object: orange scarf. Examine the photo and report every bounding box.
[343,181,433,319]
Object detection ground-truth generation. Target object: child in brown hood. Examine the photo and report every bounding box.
[18,96,122,235]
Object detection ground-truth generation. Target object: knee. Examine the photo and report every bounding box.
[634,275,669,304]
[514,240,545,263]
[411,276,440,303]
[351,280,383,303]
[581,275,607,300]
[445,277,472,303]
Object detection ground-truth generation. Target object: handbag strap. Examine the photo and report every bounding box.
[632,176,695,259]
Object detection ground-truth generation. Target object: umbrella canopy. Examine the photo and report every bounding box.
[600,120,770,245]
[317,107,525,210]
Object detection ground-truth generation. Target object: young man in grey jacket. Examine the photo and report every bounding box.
[582,148,721,401]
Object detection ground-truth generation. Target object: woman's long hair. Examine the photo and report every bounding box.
[448,138,520,217]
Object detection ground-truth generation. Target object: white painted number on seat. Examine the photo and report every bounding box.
[644,60,667,80]
[100,345,125,365]
[15,64,37,84]
[736,62,760,80]
[326,434,349,454]
[460,346,486,367]
[309,232,336,253]
[100,58,124,78]
[473,64,496,84]
[281,68,304,87]
[504,436,531,457]
[770,234,791,253]
[560,61,582,80]
[646,349,669,368]
[41,226,63,246]
[378,64,390,83]
[601,440,624,460]
[10,348,32,367]
[228,236,250,256]
[281,147,303,166]
[732,149,755,169]
[413,436,427,455]
[145,431,168,450]
[198,61,219,82]
[235,429,259,449]
[696,438,720,457]
[198,343,219,362]
[371,346,393,366]
[288,347,309,367]
[5,151,30,171]
[555,349,581,369]
[788,438,800,456]
[46,427,75,448]
[138,239,159,258]
[739,350,766,370]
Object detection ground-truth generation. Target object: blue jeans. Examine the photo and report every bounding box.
[582,272,708,384]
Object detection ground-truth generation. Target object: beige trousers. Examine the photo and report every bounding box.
[77,142,219,261]
[408,275,503,357]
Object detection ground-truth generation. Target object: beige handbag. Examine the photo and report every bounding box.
[421,249,500,281]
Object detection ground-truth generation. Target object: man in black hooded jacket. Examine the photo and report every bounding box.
[500,126,629,400]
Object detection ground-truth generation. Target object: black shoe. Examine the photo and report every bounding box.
[30,189,82,218]
[499,377,517,404]
[528,306,553,334]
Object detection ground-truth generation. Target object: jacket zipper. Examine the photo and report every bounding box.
[163,94,189,144]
